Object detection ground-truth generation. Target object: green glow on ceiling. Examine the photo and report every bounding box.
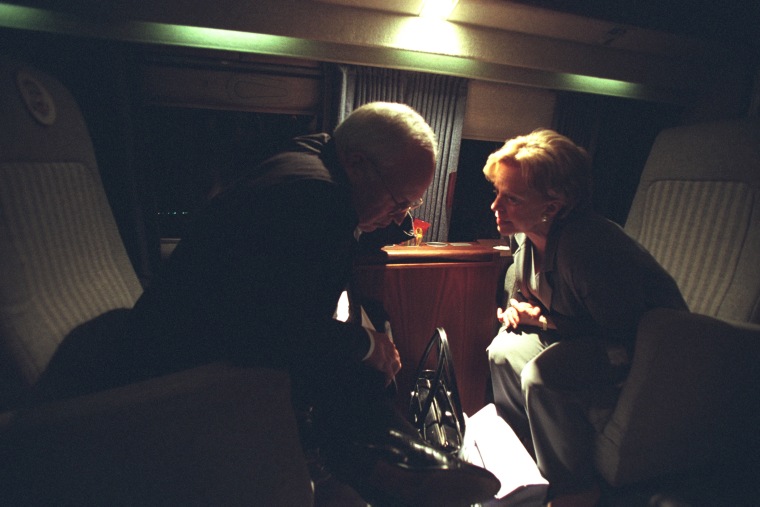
[0,2,679,103]
[133,23,304,54]
[0,3,477,76]
[557,73,643,97]
[0,3,309,56]
[0,3,56,28]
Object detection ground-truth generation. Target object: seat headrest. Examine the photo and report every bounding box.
[0,56,98,170]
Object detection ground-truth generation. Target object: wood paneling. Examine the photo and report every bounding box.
[354,242,511,416]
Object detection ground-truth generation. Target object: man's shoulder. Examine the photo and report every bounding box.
[288,133,332,154]
[244,134,337,188]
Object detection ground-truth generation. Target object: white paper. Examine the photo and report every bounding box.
[461,404,549,506]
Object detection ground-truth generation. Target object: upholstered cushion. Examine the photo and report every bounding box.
[598,119,760,489]
[0,364,313,506]
[0,59,312,506]
[594,308,760,486]
[624,118,760,324]
[635,179,754,317]
[0,58,143,406]
[0,163,142,385]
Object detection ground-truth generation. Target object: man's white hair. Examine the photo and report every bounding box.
[333,102,437,171]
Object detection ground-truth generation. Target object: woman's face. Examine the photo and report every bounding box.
[490,162,551,237]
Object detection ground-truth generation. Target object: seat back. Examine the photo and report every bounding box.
[0,57,143,407]
[624,118,760,323]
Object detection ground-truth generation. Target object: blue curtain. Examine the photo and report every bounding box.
[330,65,468,242]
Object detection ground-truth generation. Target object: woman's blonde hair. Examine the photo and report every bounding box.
[483,129,592,213]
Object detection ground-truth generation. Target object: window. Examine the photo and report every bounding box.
[448,139,501,242]
[137,106,316,238]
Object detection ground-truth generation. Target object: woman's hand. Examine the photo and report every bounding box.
[497,298,543,330]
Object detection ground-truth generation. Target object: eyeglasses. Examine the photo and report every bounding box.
[367,161,424,214]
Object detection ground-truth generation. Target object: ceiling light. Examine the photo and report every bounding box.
[419,0,459,19]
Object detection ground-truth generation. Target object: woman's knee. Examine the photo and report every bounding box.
[488,330,546,379]
[529,340,614,390]
[487,331,516,366]
[520,357,545,391]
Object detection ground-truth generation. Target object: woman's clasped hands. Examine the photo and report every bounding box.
[497,298,543,330]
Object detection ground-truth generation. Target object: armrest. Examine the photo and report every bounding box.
[0,363,313,506]
[594,308,760,486]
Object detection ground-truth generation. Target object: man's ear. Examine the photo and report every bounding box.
[341,151,373,190]
[342,151,366,172]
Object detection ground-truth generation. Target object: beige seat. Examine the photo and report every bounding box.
[593,118,760,492]
[0,57,312,506]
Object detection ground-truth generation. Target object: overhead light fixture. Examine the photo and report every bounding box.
[419,0,459,19]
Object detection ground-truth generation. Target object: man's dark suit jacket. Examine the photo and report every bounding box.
[121,134,373,387]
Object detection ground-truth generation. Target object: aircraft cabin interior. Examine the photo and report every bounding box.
[1,0,759,506]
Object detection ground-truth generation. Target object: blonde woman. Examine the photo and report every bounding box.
[484,129,687,507]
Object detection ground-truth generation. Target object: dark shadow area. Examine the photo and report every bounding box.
[27,309,134,406]
[448,139,502,242]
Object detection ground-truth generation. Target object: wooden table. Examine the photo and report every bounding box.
[354,240,512,416]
